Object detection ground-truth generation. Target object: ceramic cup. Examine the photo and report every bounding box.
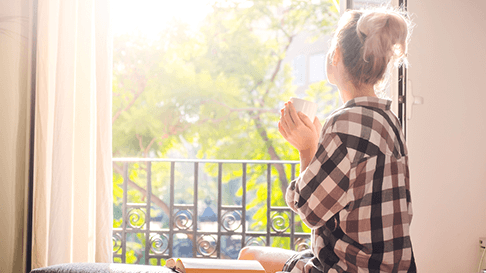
[290,97,317,122]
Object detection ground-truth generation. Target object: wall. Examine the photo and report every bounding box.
[0,0,31,272]
[407,0,486,272]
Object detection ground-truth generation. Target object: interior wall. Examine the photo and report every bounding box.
[0,0,31,272]
[407,0,486,272]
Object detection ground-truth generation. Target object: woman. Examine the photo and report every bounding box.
[238,7,416,273]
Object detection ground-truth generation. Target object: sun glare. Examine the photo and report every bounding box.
[112,0,214,37]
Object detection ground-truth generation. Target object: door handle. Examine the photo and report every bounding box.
[406,79,424,120]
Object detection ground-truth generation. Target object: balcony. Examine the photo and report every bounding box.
[112,158,311,265]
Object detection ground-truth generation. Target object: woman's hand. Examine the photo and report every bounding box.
[278,101,322,153]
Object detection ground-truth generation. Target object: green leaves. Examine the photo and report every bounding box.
[112,0,340,256]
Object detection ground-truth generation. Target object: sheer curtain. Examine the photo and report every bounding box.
[32,0,113,268]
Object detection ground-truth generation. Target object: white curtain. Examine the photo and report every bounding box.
[32,0,113,268]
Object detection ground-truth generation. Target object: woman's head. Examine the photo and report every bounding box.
[327,7,412,93]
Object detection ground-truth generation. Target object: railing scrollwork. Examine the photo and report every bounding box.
[112,158,311,265]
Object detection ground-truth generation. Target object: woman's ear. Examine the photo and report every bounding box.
[326,49,336,85]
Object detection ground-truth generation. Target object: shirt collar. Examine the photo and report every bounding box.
[342,96,392,111]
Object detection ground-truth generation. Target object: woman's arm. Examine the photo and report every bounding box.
[285,131,351,229]
[279,101,351,229]
[298,148,316,172]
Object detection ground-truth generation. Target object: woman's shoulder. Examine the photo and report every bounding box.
[322,104,407,158]
[326,103,399,132]
[324,105,365,135]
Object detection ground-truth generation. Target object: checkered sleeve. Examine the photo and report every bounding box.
[286,132,351,228]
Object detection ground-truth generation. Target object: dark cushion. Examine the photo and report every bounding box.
[30,263,173,273]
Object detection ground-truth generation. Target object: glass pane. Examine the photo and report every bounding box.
[309,53,326,83]
[351,0,392,9]
[292,55,306,86]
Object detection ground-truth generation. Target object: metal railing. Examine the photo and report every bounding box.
[112,158,311,265]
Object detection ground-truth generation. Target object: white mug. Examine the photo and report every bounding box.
[290,97,317,122]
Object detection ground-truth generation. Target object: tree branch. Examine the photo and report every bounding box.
[262,35,294,103]
[136,134,144,153]
[248,34,296,196]
[112,77,147,124]
[144,137,157,157]
[113,163,170,217]
[252,114,289,195]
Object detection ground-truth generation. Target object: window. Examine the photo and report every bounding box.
[309,53,326,83]
[292,55,306,86]
[350,0,392,9]
[111,0,340,265]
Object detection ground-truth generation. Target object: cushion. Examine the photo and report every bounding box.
[30,263,173,273]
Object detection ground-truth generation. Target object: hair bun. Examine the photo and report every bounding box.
[356,9,410,67]
[328,7,413,92]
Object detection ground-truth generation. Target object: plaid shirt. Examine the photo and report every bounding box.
[286,97,416,273]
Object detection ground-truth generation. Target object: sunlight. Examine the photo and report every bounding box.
[112,0,214,37]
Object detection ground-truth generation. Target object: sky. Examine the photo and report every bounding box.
[111,0,342,37]
[111,0,214,37]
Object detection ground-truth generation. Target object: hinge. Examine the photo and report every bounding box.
[398,95,406,104]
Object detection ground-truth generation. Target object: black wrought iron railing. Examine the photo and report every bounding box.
[112,158,311,265]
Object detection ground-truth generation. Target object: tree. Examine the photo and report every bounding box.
[112,0,340,262]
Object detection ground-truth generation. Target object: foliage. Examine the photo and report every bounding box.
[112,0,340,261]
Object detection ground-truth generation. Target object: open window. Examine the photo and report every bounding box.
[110,0,343,264]
[109,0,411,265]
